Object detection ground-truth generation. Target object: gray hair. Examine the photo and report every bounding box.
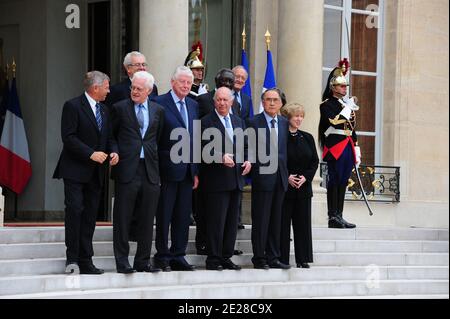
[83,71,110,91]
[214,87,234,101]
[172,66,194,82]
[132,71,155,90]
[123,51,146,67]
[232,65,248,79]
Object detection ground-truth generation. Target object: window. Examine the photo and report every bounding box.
[323,0,384,165]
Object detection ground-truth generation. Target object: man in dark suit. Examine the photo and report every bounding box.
[200,87,252,271]
[105,51,158,108]
[232,65,253,124]
[232,65,254,230]
[53,71,119,275]
[195,68,243,256]
[152,66,199,272]
[111,71,164,274]
[247,88,291,270]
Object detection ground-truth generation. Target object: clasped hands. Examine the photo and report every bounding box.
[223,153,252,176]
[288,174,307,189]
[90,152,119,166]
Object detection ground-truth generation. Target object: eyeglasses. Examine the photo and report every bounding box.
[128,63,148,67]
[130,86,145,92]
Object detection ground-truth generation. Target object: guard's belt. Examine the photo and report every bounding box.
[324,126,352,137]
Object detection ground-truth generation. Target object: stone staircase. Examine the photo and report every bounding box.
[0,226,448,299]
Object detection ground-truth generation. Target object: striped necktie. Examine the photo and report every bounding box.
[95,103,102,131]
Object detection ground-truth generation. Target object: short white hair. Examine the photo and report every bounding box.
[132,71,154,90]
[84,71,110,91]
[214,87,234,100]
[232,65,248,79]
[123,51,146,67]
[172,66,194,82]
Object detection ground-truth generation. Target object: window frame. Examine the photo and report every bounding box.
[323,0,385,164]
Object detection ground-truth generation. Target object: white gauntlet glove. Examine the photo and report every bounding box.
[354,146,361,168]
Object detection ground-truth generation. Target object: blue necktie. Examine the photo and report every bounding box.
[95,103,102,131]
[178,101,187,127]
[224,115,233,141]
[137,104,145,134]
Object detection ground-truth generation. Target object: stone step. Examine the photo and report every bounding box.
[315,294,450,299]
[0,266,447,297]
[0,240,448,260]
[0,253,448,277]
[0,226,448,244]
[2,279,448,299]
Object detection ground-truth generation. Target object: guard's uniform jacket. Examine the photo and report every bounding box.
[319,96,358,163]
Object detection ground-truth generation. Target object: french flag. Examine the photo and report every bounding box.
[258,49,277,113]
[0,78,32,194]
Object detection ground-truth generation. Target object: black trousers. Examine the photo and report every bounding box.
[204,190,241,266]
[63,176,101,265]
[194,187,207,251]
[251,180,286,266]
[155,172,193,262]
[281,196,313,265]
[113,161,160,269]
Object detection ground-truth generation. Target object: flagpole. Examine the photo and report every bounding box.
[242,25,246,51]
[265,28,271,51]
[11,58,18,221]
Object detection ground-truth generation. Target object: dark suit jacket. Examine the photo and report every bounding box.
[152,91,199,182]
[197,90,241,119]
[285,130,319,199]
[237,92,253,123]
[111,98,164,184]
[200,111,247,192]
[105,78,159,108]
[247,113,289,192]
[53,94,117,184]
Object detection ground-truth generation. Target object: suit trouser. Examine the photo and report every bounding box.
[251,180,285,266]
[281,196,313,265]
[113,161,160,269]
[155,172,193,262]
[194,187,207,251]
[63,176,101,265]
[204,190,241,266]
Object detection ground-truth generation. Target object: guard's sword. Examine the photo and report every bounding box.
[354,165,374,216]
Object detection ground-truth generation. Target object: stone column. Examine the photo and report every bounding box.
[277,0,327,225]
[140,0,189,93]
[277,0,324,138]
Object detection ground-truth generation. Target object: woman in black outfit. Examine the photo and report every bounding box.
[280,103,319,268]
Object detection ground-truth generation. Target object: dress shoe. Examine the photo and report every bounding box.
[170,259,196,271]
[117,265,136,274]
[135,264,161,273]
[205,264,223,271]
[233,249,243,256]
[79,264,104,275]
[65,262,80,275]
[269,261,291,270]
[297,263,310,269]
[253,263,270,270]
[221,259,241,270]
[328,216,346,229]
[339,216,356,228]
[154,260,172,272]
[238,223,245,230]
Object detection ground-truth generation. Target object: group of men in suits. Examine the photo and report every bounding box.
[54,49,293,274]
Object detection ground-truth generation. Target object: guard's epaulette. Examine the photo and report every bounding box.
[320,99,329,105]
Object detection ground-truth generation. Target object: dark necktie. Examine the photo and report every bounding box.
[95,103,102,131]
[234,92,241,116]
